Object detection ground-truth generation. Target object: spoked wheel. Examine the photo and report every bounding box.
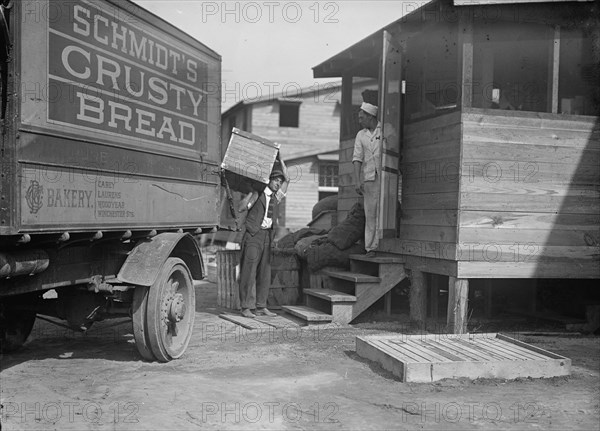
[0,304,36,353]
[132,286,155,361]
[145,257,195,362]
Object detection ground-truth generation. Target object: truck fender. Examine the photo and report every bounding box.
[117,232,204,287]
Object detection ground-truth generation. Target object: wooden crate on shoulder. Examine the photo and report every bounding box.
[221,128,280,187]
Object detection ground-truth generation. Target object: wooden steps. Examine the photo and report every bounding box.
[281,305,333,323]
[348,254,405,264]
[320,269,381,283]
[289,253,407,325]
[304,288,357,303]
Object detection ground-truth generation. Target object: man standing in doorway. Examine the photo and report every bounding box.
[353,102,381,257]
[237,160,288,318]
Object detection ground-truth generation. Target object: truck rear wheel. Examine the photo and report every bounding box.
[0,305,36,353]
[144,257,195,362]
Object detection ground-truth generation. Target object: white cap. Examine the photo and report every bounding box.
[360,102,378,117]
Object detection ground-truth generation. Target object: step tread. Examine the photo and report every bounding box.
[349,254,405,264]
[305,289,357,302]
[281,305,333,322]
[320,269,381,283]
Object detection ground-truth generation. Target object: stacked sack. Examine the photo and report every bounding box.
[275,200,366,272]
[305,202,366,271]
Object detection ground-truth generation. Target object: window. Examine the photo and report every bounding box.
[318,162,339,188]
[279,102,300,127]
[318,156,339,201]
[472,22,550,113]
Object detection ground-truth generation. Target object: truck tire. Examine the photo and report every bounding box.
[0,306,36,353]
[146,258,196,362]
[132,286,156,361]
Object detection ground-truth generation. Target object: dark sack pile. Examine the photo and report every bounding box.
[275,203,366,272]
[327,202,365,250]
[311,195,338,220]
[306,242,366,272]
[276,227,327,249]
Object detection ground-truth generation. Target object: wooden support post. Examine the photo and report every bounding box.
[484,279,493,319]
[547,25,560,114]
[458,10,474,108]
[447,277,469,334]
[409,270,427,325]
[384,291,392,316]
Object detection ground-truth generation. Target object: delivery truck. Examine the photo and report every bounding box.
[0,0,222,361]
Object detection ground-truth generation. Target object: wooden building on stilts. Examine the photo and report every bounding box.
[285,0,600,332]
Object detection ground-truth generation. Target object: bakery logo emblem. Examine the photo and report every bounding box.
[26,180,44,214]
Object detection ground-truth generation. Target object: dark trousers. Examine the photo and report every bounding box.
[239,229,272,309]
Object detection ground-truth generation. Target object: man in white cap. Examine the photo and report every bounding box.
[352,102,381,257]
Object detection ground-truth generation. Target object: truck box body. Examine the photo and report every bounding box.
[0,1,222,360]
[1,0,222,235]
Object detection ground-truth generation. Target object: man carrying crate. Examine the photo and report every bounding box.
[237,157,289,318]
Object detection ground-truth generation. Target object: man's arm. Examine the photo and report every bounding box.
[353,161,363,195]
[275,151,290,202]
[237,190,259,212]
[352,134,364,196]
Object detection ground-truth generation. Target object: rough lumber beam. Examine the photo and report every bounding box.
[458,10,474,108]
[447,277,469,334]
[409,270,427,324]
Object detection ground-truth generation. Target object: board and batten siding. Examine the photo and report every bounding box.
[457,110,600,278]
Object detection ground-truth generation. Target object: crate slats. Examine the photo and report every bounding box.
[221,128,280,184]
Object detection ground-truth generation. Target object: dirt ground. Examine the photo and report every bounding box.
[1,281,599,430]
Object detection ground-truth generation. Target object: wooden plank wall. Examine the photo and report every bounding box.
[249,91,341,157]
[285,157,319,229]
[380,112,462,268]
[458,111,600,278]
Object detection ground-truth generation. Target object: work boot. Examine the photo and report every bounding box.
[255,308,277,317]
[241,308,256,318]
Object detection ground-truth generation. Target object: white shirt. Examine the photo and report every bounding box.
[260,188,274,229]
[352,122,382,181]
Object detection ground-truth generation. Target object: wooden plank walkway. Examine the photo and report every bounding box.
[219,313,301,330]
[356,333,571,382]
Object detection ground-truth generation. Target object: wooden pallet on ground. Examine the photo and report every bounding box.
[356,332,571,383]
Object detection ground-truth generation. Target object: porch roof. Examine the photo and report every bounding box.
[312,0,595,79]
[312,0,437,79]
